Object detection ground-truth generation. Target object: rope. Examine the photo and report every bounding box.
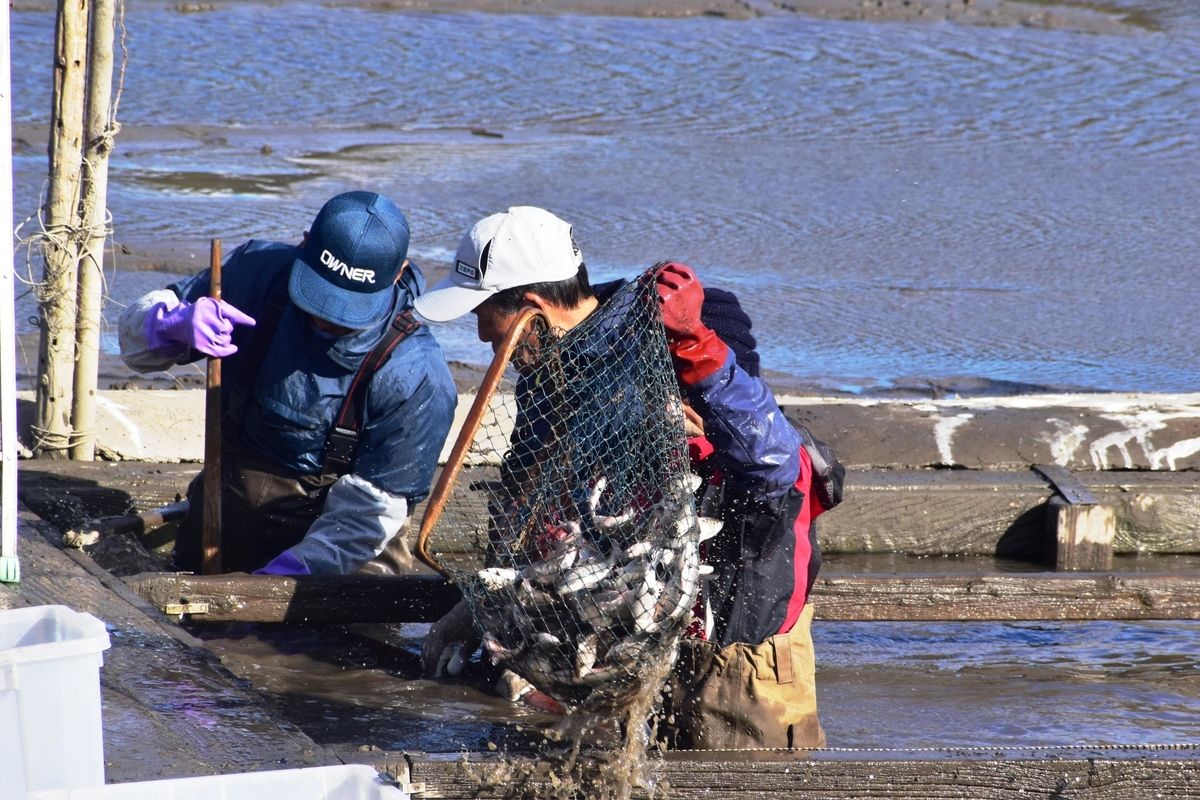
[659,742,1200,756]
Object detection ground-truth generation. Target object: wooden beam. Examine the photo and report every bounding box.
[124,572,464,623]
[814,470,1200,557]
[810,573,1200,621]
[20,463,1200,558]
[402,750,1200,799]
[123,572,1200,624]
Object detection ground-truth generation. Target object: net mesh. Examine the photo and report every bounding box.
[425,269,706,710]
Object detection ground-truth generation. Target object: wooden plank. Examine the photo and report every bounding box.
[406,751,1200,799]
[811,573,1200,621]
[124,571,465,623]
[1050,496,1115,571]
[12,519,340,780]
[817,470,1200,556]
[124,571,1200,623]
[19,463,1200,557]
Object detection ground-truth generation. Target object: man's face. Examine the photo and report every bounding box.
[310,315,358,338]
[473,302,520,354]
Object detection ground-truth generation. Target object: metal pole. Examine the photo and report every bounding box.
[1,0,21,582]
[201,239,222,574]
[70,0,116,461]
[34,0,89,459]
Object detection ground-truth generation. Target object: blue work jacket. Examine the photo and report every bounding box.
[170,240,457,501]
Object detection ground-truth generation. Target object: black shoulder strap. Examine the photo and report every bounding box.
[224,288,290,440]
[321,311,423,478]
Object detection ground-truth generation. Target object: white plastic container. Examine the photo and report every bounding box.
[0,605,111,800]
[26,765,411,800]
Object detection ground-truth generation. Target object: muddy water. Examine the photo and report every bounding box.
[193,617,1200,752]
[10,1,1200,393]
[11,0,1200,755]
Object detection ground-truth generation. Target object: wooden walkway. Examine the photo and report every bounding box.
[1,513,339,782]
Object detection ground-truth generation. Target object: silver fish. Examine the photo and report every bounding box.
[575,633,599,677]
[477,567,519,592]
[522,547,579,584]
[569,588,627,631]
[483,631,524,663]
[589,476,637,534]
[698,516,723,542]
[622,540,655,560]
[532,631,564,651]
[557,560,613,595]
[436,643,462,677]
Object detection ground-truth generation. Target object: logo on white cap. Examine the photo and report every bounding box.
[454,241,493,282]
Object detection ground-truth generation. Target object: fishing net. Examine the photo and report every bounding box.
[418,268,710,710]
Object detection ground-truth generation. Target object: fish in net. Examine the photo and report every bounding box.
[417,269,719,710]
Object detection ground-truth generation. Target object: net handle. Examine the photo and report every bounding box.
[416,306,547,577]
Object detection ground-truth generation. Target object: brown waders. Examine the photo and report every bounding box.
[660,603,825,750]
[173,446,338,574]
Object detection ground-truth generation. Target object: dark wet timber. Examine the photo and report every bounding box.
[127,572,464,623]
[347,748,1200,799]
[19,463,1200,559]
[1,515,338,781]
[126,571,1200,623]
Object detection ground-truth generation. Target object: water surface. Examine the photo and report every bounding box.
[10,2,1200,393]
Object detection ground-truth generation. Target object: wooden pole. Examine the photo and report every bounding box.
[201,239,223,574]
[70,0,116,461]
[0,0,21,581]
[34,0,89,459]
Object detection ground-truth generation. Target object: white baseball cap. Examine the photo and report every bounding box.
[413,206,584,322]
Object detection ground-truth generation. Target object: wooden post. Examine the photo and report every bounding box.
[201,239,223,574]
[69,0,116,461]
[34,0,89,459]
[0,0,21,581]
[1048,496,1115,571]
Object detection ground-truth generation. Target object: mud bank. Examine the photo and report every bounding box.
[8,0,1153,32]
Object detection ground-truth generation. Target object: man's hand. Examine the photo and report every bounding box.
[656,263,706,343]
[655,263,729,386]
[422,599,482,678]
[145,297,256,358]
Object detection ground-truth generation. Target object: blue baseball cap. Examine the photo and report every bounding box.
[289,191,411,330]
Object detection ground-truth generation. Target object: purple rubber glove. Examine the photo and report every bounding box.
[253,550,310,576]
[144,296,256,358]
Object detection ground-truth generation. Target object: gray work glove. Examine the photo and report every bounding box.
[422,599,482,678]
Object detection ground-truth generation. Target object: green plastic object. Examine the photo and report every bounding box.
[0,556,19,584]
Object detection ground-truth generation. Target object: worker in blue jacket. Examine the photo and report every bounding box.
[415,207,842,746]
[119,192,457,575]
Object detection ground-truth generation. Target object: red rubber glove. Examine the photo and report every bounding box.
[656,263,729,385]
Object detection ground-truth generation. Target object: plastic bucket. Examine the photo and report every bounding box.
[0,605,111,800]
